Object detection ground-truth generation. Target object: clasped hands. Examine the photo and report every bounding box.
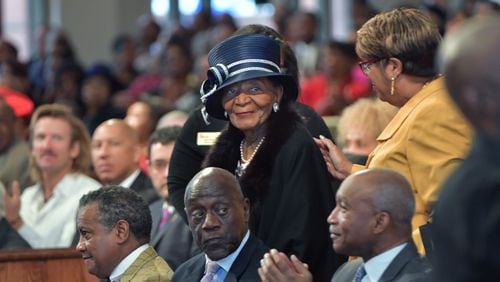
[258,249,312,282]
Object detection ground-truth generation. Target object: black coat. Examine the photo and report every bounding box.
[432,137,500,281]
[168,103,333,224]
[203,105,344,282]
[130,171,160,205]
[0,218,31,249]
[172,233,269,282]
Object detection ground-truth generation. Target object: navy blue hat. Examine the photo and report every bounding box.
[200,34,298,120]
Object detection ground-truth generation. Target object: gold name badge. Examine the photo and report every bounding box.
[197,132,221,146]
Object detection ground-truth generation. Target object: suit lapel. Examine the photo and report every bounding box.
[224,235,257,281]
[151,211,180,246]
[130,171,146,193]
[188,255,207,282]
[150,200,163,239]
[379,242,418,282]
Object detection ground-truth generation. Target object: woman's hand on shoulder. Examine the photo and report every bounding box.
[314,135,353,180]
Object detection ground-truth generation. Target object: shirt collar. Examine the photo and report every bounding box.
[363,242,407,282]
[205,230,250,273]
[119,169,140,188]
[35,173,80,198]
[162,202,175,213]
[109,244,149,281]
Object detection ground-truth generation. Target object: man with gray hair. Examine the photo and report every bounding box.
[259,168,432,282]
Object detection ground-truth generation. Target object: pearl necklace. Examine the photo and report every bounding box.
[236,137,265,177]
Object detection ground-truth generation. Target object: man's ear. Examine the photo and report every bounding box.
[113,219,130,244]
[133,144,142,163]
[372,211,390,234]
[70,141,81,160]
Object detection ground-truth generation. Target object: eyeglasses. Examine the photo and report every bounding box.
[358,58,386,75]
[150,160,169,172]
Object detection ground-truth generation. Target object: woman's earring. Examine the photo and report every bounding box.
[224,111,228,118]
[272,102,280,113]
[390,77,396,96]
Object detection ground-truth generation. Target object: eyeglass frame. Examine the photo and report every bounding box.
[358,58,388,75]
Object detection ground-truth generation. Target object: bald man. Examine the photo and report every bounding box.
[91,119,158,204]
[433,15,500,282]
[172,167,269,282]
[259,168,432,282]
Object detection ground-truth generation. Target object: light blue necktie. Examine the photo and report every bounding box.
[201,261,221,282]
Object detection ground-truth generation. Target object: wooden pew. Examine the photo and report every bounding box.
[0,248,98,282]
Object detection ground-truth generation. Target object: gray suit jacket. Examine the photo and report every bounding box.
[149,200,199,270]
[331,242,432,282]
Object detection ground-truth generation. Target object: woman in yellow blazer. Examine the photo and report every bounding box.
[316,8,472,254]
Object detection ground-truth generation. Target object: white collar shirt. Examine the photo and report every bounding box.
[18,173,100,248]
[361,243,407,282]
[109,244,149,282]
[118,169,140,189]
[204,230,250,281]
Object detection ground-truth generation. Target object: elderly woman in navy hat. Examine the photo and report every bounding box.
[200,34,343,281]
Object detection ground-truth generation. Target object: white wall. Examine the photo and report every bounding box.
[2,0,30,61]
[49,0,150,67]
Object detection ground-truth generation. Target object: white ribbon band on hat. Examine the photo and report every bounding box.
[200,83,217,101]
[230,67,274,77]
[217,63,229,77]
[201,58,281,96]
[209,66,224,85]
[227,58,280,72]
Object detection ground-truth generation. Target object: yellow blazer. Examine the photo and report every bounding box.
[353,77,472,252]
[120,246,174,282]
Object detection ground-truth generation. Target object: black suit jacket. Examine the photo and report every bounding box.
[331,242,432,282]
[432,138,500,281]
[129,171,159,205]
[149,199,200,270]
[172,233,269,282]
[0,218,31,249]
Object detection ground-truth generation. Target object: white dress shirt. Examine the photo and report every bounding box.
[361,243,407,282]
[204,230,250,281]
[109,244,149,282]
[118,169,140,188]
[19,173,100,248]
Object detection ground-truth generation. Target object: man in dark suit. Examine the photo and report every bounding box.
[432,15,500,282]
[258,168,432,282]
[0,218,31,249]
[147,127,199,270]
[172,167,269,282]
[91,119,158,204]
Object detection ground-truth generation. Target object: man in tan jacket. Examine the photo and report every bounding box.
[76,186,173,281]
